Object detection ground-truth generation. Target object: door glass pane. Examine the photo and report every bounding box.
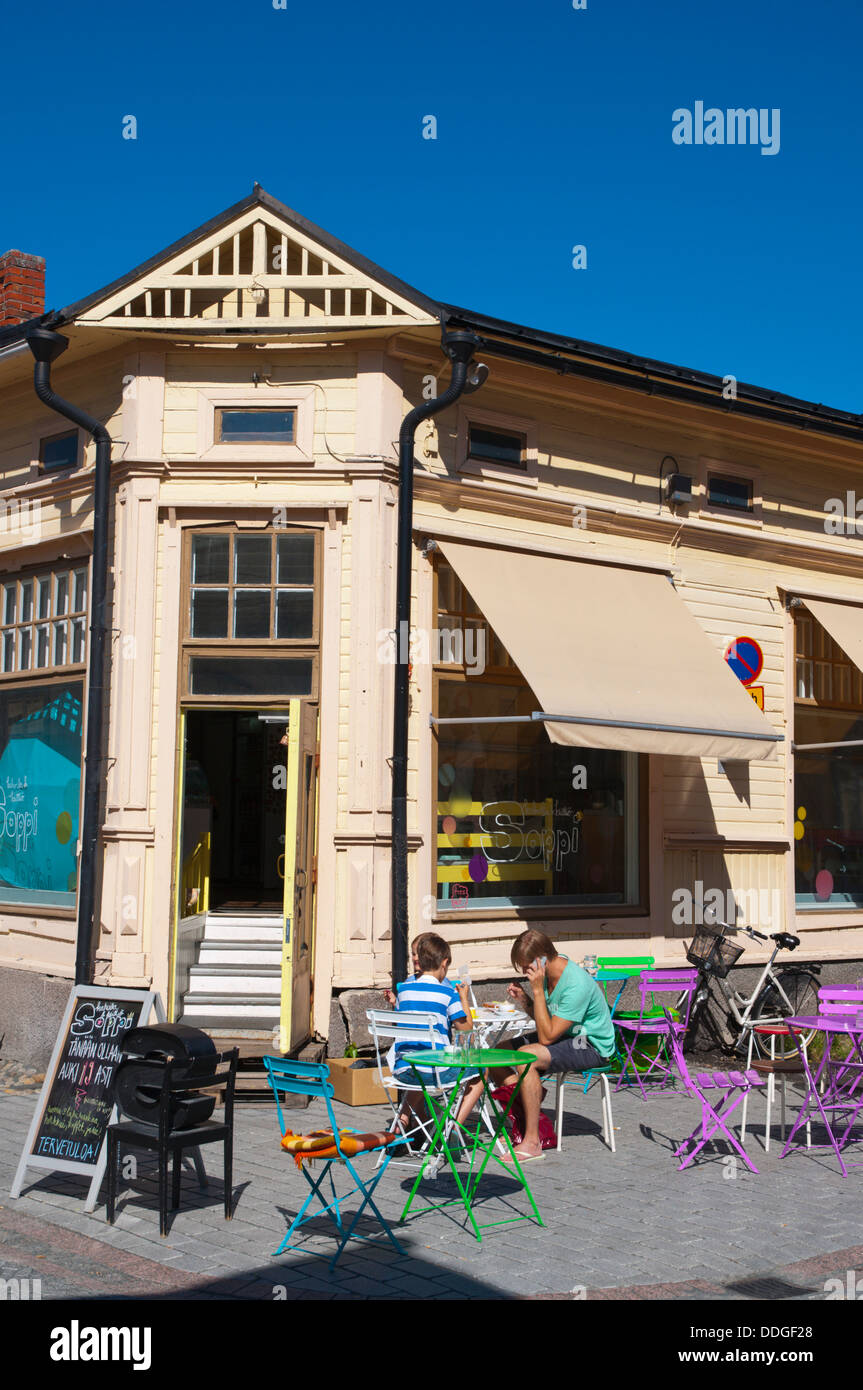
[3,584,15,625]
[234,535,272,585]
[19,581,33,623]
[233,589,271,639]
[191,534,230,584]
[189,657,312,696]
[191,588,229,638]
[53,620,68,666]
[72,618,86,664]
[19,629,31,670]
[37,577,51,619]
[276,589,314,639]
[277,534,314,586]
[73,569,88,613]
[36,626,49,667]
[55,573,69,617]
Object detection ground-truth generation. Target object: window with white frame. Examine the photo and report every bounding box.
[0,564,89,675]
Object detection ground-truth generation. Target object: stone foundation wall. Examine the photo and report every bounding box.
[0,967,72,1069]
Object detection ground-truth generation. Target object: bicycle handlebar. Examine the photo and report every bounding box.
[709,921,799,950]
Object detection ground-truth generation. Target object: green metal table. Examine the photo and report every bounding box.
[398,1048,544,1241]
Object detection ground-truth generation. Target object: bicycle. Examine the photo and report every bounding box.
[684,919,822,1059]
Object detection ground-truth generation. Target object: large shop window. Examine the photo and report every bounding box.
[434,561,640,913]
[0,681,83,908]
[794,609,863,909]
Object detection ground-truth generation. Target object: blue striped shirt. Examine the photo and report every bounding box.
[393,975,466,1069]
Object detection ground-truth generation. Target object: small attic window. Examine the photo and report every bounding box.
[707,473,754,513]
[215,408,296,444]
[467,423,526,471]
[39,429,79,472]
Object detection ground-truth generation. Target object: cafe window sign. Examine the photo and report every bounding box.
[0,682,83,909]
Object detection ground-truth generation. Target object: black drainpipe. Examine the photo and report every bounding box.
[390,329,485,985]
[27,326,112,986]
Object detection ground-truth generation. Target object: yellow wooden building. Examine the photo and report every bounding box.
[1,187,862,1059]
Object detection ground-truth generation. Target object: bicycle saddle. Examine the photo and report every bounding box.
[771,932,800,950]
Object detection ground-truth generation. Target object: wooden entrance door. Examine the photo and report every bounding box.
[278,700,319,1053]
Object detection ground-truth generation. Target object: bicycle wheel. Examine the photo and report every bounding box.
[751,970,820,1057]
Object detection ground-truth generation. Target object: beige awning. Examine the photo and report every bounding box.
[802,596,863,675]
[435,539,780,760]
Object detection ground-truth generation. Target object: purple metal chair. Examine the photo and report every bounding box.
[663,1010,767,1173]
[614,968,699,1100]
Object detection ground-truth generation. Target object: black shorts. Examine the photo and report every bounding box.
[543,1037,610,1075]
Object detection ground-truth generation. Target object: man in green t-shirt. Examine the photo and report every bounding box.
[495,929,615,1162]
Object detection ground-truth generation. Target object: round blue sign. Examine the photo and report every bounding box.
[724,636,763,686]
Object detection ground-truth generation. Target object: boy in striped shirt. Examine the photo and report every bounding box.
[393,933,483,1123]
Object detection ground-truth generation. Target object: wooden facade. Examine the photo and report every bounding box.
[1,188,863,1047]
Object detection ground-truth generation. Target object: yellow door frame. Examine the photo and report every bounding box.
[279,698,302,1054]
[167,709,187,1023]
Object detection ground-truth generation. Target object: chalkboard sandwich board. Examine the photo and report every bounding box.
[10,984,161,1211]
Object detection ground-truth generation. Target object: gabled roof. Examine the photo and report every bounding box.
[1,186,861,441]
[51,186,441,335]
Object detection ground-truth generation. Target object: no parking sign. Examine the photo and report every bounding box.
[724,636,763,686]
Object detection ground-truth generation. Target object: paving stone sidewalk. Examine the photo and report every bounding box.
[1,1079,862,1301]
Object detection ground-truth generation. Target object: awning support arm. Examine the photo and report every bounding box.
[792,739,863,751]
[430,712,783,742]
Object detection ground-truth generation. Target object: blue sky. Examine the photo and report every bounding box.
[2,0,861,410]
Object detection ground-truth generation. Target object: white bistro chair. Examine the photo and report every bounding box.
[366,1009,468,1171]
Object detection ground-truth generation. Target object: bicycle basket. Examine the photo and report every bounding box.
[685,927,744,979]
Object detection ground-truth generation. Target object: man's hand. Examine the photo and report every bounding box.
[525,957,547,989]
[507,982,528,1007]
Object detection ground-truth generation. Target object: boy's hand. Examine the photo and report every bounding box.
[455,982,471,1006]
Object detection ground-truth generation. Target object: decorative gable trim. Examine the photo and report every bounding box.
[69,195,439,335]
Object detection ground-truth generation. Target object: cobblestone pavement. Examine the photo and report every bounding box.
[2,1079,862,1301]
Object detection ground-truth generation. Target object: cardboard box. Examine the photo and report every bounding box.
[327,1056,397,1107]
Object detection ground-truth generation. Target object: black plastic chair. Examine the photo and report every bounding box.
[106,1047,238,1237]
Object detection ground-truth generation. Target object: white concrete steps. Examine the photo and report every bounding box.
[203,914,283,942]
[180,912,283,1030]
[196,942,282,968]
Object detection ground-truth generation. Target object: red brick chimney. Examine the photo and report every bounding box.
[0,250,46,326]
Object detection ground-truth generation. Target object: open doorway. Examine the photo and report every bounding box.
[182,710,287,913]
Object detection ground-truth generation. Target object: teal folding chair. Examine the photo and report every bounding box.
[264,1057,406,1269]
